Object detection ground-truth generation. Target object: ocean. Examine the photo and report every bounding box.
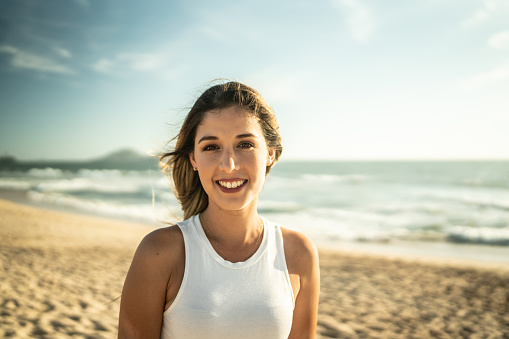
[2,160,509,261]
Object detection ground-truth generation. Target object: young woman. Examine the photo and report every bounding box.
[118,81,320,338]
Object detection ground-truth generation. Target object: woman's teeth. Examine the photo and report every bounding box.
[218,180,245,188]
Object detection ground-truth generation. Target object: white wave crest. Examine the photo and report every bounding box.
[77,168,124,179]
[0,179,31,190]
[28,168,64,177]
[34,178,140,193]
[447,225,509,245]
[27,190,181,223]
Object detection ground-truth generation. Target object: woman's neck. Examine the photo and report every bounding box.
[199,201,261,250]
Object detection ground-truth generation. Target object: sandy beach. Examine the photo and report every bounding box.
[1,198,508,338]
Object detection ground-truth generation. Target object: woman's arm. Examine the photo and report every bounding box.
[282,229,320,339]
[118,226,184,339]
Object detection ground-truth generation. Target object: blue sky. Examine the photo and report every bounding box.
[1,0,508,161]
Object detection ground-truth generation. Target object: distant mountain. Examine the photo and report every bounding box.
[0,149,160,172]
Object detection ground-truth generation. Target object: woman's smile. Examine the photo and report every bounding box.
[217,179,247,190]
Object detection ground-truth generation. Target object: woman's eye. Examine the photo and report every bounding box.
[238,141,254,149]
[203,144,219,151]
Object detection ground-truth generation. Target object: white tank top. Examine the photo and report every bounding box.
[161,214,295,339]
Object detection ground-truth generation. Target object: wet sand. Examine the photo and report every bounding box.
[1,199,508,338]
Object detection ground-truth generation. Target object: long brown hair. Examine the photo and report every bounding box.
[160,81,283,220]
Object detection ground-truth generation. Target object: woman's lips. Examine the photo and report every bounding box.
[216,179,247,193]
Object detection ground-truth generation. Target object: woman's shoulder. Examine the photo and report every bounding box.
[139,215,197,252]
[279,226,317,257]
[279,226,319,276]
[281,227,320,295]
[142,224,183,245]
[133,225,185,270]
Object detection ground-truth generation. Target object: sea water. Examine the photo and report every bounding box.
[263,161,509,246]
[1,161,509,257]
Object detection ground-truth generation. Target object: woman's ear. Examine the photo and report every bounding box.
[189,153,197,171]
[266,148,276,166]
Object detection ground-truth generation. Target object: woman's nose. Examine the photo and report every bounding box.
[219,151,238,173]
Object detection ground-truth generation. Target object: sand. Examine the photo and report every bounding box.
[1,199,508,338]
[317,251,509,338]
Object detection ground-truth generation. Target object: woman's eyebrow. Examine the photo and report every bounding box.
[197,135,218,144]
[236,133,257,139]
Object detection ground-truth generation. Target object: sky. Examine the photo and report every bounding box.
[1,0,508,161]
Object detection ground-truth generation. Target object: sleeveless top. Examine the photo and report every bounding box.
[161,214,295,339]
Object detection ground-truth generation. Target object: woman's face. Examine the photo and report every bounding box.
[189,106,275,213]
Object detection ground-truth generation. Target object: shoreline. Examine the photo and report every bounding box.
[2,191,509,268]
[316,239,509,272]
[1,199,508,338]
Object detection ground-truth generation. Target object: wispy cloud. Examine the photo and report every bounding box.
[488,31,509,50]
[331,0,376,43]
[0,45,74,74]
[92,53,164,74]
[461,8,489,28]
[117,53,163,71]
[461,0,507,28]
[457,60,509,91]
[92,58,114,73]
[53,46,72,58]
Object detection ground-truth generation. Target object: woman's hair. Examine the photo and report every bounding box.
[160,81,283,220]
